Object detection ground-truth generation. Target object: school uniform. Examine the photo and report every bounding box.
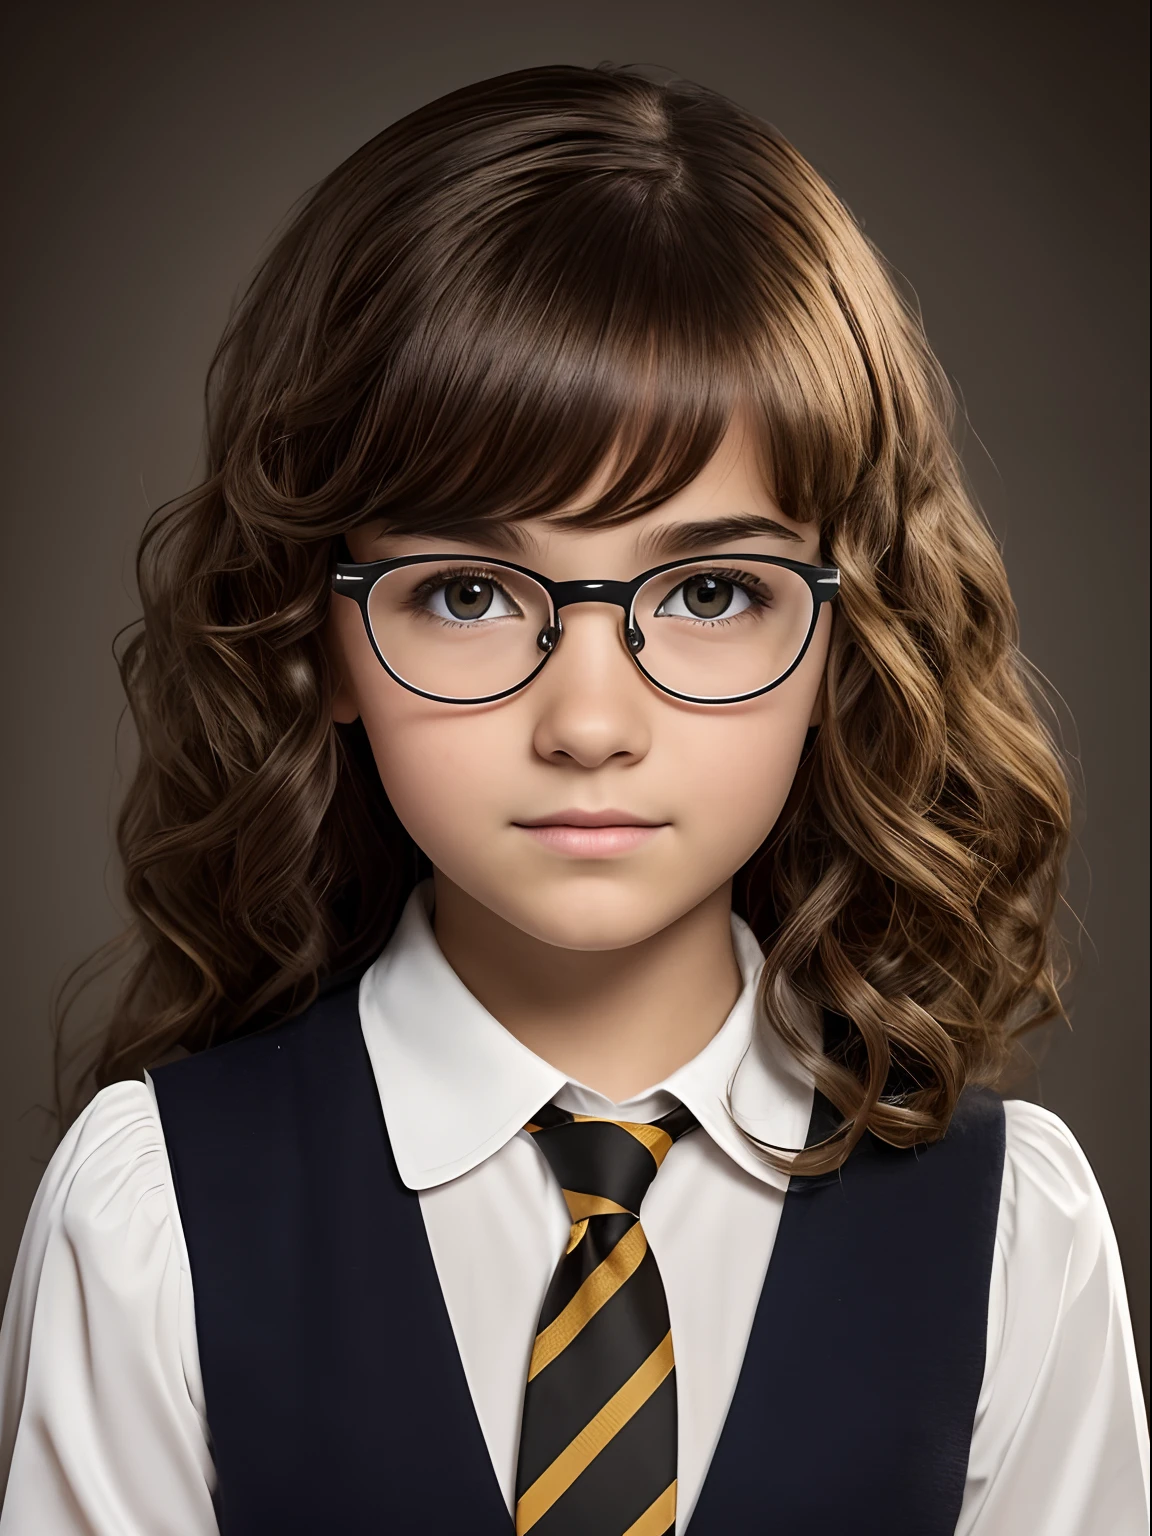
[0,882,1147,1533]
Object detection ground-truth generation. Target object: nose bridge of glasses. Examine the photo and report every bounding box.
[547,578,636,615]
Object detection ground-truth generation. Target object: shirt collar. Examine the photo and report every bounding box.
[359,881,814,1193]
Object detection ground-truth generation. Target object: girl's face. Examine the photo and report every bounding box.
[328,421,831,952]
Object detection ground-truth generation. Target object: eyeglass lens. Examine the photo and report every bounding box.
[365,558,817,701]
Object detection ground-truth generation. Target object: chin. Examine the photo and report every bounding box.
[495,876,693,953]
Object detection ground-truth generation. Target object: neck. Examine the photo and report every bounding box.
[430,876,743,1101]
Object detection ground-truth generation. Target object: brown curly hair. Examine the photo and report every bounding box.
[56,63,1071,1174]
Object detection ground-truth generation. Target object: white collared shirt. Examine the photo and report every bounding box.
[0,885,1148,1533]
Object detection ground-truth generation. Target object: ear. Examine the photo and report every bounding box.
[325,606,361,725]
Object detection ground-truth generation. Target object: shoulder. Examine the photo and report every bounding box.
[986,1097,1136,1380]
[999,1098,1115,1276]
[15,1078,188,1283]
[37,1079,173,1242]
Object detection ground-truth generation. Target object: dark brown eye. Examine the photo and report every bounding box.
[682,575,734,619]
[653,572,756,624]
[444,578,494,619]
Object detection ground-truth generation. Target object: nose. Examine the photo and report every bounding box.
[530,604,652,768]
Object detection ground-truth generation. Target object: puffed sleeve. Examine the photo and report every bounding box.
[0,1078,218,1534]
[956,1098,1149,1535]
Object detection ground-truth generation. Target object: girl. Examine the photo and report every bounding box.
[0,63,1146,1536]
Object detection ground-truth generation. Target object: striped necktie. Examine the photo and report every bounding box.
[514,1100,700,1536]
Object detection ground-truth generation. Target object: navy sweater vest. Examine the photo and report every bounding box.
[151,976,1006,1535]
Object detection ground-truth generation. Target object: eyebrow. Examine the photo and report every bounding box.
[370,516,532,555]
[367,509,803,561]
[635,513,804,559]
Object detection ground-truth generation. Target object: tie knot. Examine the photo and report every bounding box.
[525,1101,698,1220]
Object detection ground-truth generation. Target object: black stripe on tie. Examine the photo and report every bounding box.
[654,1103,697,1142]
[535,1211,636,1332]
[527,1102,574,1132]
[530,1122,661,1215]
[516,1240,671,1495]
[527,1367,678,1536]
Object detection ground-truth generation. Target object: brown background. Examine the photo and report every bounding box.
[1,1,1148,1397]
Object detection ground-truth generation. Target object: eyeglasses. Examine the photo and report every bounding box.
[331,548,840,705]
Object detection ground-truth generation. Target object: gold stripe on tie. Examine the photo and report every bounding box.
[622,1481,678,1536]
[527,1223,648,1381]
[562,1190,632,1220]
[565,1218,589,1255]
[515,1332,675,1532]
[621,1120,675,1166]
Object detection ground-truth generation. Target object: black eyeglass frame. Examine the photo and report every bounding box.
[330,548,841,705]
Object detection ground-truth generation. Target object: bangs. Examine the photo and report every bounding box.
[359,180,754,537]
[298,68,886,544]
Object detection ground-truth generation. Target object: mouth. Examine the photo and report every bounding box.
[513,809,668,858]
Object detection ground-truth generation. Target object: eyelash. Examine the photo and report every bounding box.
[690,566,766,594]
[410,566,498,590]
[662,568,770,610]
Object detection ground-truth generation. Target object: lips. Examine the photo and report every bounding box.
[513,810,668,858]
[515,809,665,829]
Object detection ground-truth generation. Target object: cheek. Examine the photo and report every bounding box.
[665,700,810,862]
[355,685,515,856]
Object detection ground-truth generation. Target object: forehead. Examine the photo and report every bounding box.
[359,426,819,571]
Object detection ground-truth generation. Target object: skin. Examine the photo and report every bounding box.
[327,418,831,1100]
